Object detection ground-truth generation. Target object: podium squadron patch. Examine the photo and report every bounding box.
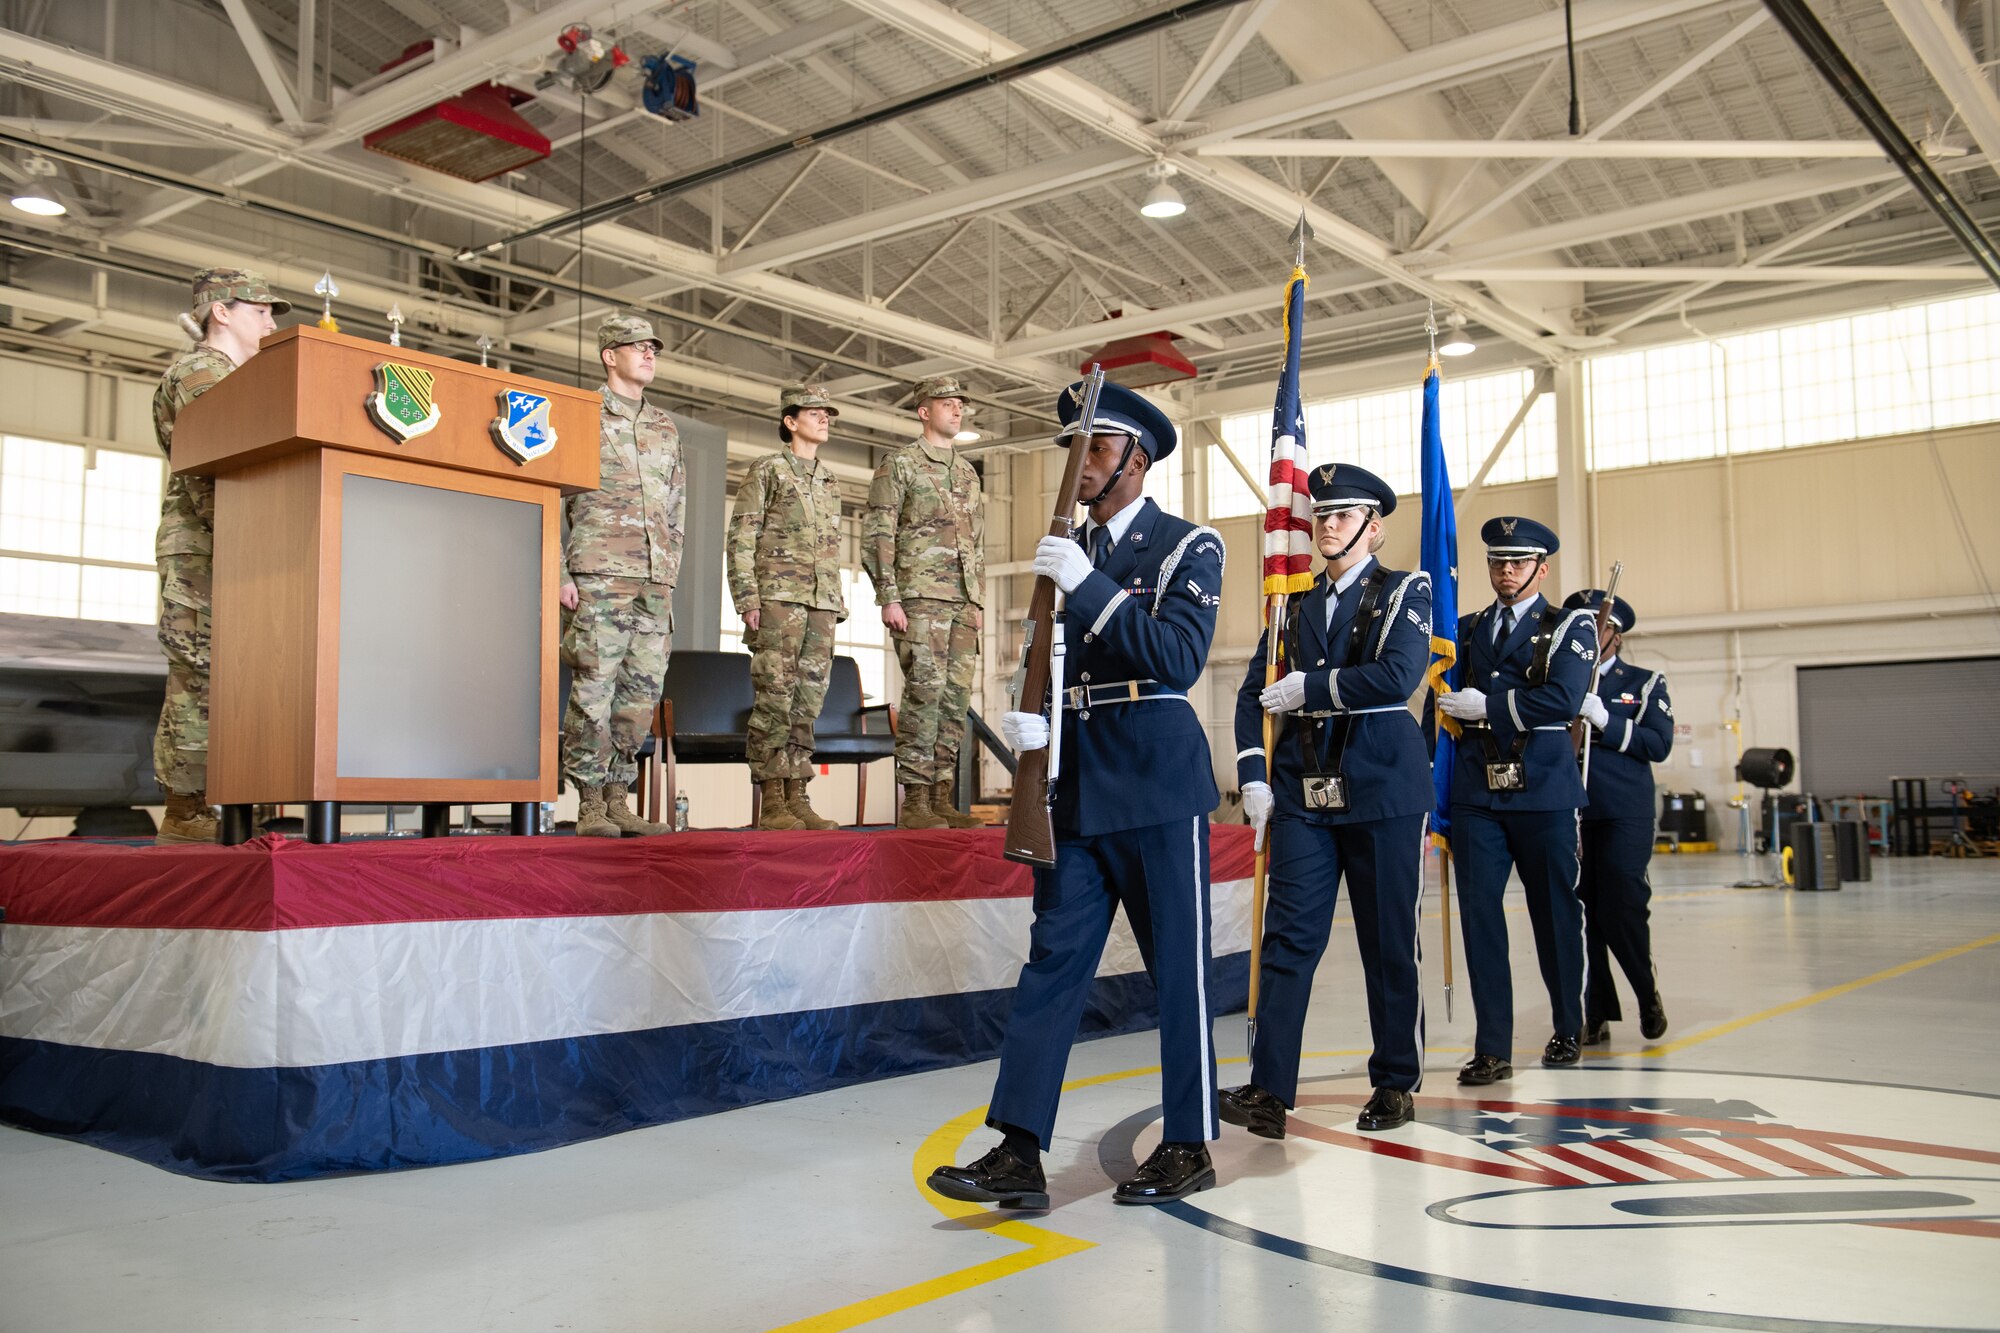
[491,388,557,464]
[366,362,441,443]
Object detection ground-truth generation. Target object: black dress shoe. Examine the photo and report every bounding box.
[1581,1020,1611,1046]
[927,1145,1049,1210]
[1543,1034,1581,1067]
[1218,1084,1287,1140]
[1356,1087,1414,1131]
[1457,1054,1513,1086]
[1640,995,1669,1041]
[1114,1142,1215,1204]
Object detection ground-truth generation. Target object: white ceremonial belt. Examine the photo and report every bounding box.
[1299,704,1408,718]
[1066,679,1184,709]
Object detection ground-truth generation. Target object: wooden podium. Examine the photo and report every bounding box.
[173,325,599,843]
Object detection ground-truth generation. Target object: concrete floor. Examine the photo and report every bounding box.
[3,851,1997,1332]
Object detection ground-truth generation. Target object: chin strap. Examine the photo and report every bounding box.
[1081,435,1141,508]
[1322,507,1378,564]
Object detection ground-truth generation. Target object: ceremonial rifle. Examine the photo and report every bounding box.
[1572,559,1624,787]
[1003,366,1107,868]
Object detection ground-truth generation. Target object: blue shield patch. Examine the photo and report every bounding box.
[491,389,558,464]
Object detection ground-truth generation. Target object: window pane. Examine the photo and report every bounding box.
[0,437,86,556]
[1927,292,2000,429]
[79,564,157,623]
[1209,411,1269,520]
[1780,319,1858,447]
[1717,330,1786,455]
[83,450,165,564]
[0,555,80,617]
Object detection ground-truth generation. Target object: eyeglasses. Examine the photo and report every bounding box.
[1486,556,1542,570]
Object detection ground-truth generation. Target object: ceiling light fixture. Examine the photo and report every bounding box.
[1139,162,1186,220]
[1439,311,1477,357]
[10,155,65,217]
[953,429,981,443]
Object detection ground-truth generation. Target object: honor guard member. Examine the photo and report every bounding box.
[1439,518,1599,1079]
[928,381,1225,1207]
[1564,589,1672,1044]
[727,385,847,832]
[1224,464,1433,1138]
[560,313,686,838]
[152,267,289,844]
[862,375,983,830]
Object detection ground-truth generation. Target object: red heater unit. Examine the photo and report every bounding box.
[362,45,550,183]
[1081,329,1197,389]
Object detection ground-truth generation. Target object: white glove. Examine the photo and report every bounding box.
[1033,535,1095,594]
[1242,781,1274,853]
[1440,688,1488,722]
[1259,671,1308,714]
[1580,694,1610,729]
[1001,710,1049,752]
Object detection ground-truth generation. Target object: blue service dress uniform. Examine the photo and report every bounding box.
[1581,656,1673,1024]
[1450,597,1599,1054]
[986,497,1225,1149]
[1234,558,1433,1101]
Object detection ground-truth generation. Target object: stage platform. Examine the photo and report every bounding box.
[0,825,1254,1182]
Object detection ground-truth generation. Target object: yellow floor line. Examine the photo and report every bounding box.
[773,926,2000,1331]
[1594,928,2000,1059]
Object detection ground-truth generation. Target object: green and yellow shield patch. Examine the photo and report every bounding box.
[365,362,441,442]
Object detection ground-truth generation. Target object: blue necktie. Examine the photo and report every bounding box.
[1090,525,1112,568]
[1497,603,1516,645]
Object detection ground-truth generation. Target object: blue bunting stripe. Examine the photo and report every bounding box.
[0,954,1251,1183]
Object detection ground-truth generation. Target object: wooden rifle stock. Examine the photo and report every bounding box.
[1002,368,1104,868]
[1571,560,1625,760]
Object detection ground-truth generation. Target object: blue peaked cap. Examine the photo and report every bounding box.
[1306,462,1397,517]
[1564,588,1637,632]
[1480,515,1559,558]
[1055,379,1177,462]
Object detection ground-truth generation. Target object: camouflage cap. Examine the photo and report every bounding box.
[778,384,840,418]
[597,312,664,353]
[191,267,291,315]
[911,374,969,405]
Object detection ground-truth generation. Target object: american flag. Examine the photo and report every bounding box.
[1260,262,1314,607]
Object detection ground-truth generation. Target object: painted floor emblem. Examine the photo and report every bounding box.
[1169,1069,2000,1330]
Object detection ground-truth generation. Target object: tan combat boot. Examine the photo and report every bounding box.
[932,778,981,829]
[574,785,623,838]
[898,785,949,830]
[786,777,839,831]
[602,782,673,836]
[155,792,218,845]
[757,779,804,831]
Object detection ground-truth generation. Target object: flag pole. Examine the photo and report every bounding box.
[1250,211,1315,1058]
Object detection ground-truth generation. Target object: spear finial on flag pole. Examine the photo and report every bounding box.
[1288,208,1313,270]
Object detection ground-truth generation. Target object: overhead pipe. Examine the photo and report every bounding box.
[454,0,1253,260]
[1760,0,2000,288]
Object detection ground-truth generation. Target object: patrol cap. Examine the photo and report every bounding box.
[1054,378,1177,463]
[190,267,291,315]
[777,383,839,443]
[1481,515,1558,560]
[597,312,664,354]
[1563,588,1636,632]
[1306,462,1397,518]
[911,374,968,405]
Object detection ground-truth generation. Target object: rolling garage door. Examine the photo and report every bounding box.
[1796,657,2000,797]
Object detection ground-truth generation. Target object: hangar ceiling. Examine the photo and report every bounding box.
[0,0,1994,453]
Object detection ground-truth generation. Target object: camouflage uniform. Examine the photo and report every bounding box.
[863,376,983,788]
[150,268,291,801]
[728,386,846,783]
[561,317,686,789]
